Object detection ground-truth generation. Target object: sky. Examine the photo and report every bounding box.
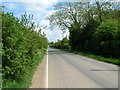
[1,0,119,42]
[1,0,69,42]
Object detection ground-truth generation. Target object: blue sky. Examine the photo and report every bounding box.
[2,0,69,42]
[2,0,118,42]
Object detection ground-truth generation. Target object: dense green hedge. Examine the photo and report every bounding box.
[92,19,120,57]
[2,12,48,87]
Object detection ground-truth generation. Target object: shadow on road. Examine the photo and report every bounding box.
[47,49,69,55]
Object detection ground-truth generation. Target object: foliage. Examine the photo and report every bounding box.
[69,19,100,51]
[3,49,46,88]
[61,37,70,49]
[65,50,119,65]
[49,37,70,50]
[49,42,54,47]
[2,11,48,87]
[92,19,120,57]
[48,1,120,60]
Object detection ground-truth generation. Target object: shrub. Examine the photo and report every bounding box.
[92,19,119,57]
[2,11,48,86]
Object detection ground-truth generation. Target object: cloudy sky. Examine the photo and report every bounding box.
[2,0,69,42]
[1,0,119,42]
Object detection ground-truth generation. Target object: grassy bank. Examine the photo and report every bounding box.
[65,50,120,65]
[3,49,47,88]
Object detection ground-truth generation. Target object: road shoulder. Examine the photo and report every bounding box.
[29,53,47,88]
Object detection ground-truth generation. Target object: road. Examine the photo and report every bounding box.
[48,48,118,88]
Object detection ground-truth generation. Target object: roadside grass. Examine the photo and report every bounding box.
[65,49,120,65]
[3,49,47,88]
[0,73,2,89]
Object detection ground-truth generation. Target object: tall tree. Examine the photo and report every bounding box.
[95,0,102,22]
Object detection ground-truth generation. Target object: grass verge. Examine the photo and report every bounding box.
[65,49,120,65]
[3,48,47,88]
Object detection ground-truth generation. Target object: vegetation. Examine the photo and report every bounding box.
[66,50,119,65]
[48,1,120,65]
[2,11,48,88]
[1,1,120,88]
[49,37,70,49]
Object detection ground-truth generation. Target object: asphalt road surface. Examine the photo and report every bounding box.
[48,48,118,88]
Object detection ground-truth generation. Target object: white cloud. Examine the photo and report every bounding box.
[45,10,56,17]
[3,0,69,42]
[43,28,63,42]
[21,1,62,42]
[21,0,57,24]
[42,26,69,42]
[3,2,18,10]
[39,20,50,28]
[23,0,57,13]
[2,0,57,2]
[5,3,15,9]
[21,0,62,42]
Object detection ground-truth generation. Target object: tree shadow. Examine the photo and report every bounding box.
[47,49,69,55]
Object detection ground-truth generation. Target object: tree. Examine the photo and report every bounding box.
[92,19,119,57]
[48,1,119,58]
[61,37,70,49]
[47,2,85,30]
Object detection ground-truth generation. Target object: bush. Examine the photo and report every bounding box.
[92,19,119,57]
[2,11,48,87]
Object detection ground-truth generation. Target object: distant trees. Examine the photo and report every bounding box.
[49,37,70,50]
[2,11,48,86]
[48,1,120,58]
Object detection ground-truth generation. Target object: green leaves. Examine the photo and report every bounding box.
[2,12,48,86]
[49,37,70,50]
[48,1,119,59]
[92,19,119,57]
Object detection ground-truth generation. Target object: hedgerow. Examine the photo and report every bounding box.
[2,11,48,87]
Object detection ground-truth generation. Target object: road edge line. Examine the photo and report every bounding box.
[46,49,48,88]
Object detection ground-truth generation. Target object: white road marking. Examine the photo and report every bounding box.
[46,49,48,88]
